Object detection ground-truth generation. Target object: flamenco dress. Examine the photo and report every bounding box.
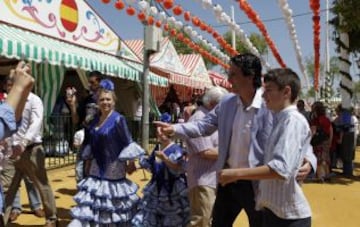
[132,143,190,226]
[69,111,144,227]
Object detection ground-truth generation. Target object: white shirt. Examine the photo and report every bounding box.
[351,115,359,134]
[227,90,263,168]
[12,92,43,146]
[257,105,312,219]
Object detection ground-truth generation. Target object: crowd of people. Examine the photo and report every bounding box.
[0,53,357,227]
[296,99,358,181]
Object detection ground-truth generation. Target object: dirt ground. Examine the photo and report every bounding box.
[10,150,360,227]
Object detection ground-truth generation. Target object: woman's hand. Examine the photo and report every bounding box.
[155,150,167,161]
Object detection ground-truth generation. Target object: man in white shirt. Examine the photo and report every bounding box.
[3,75,57,227]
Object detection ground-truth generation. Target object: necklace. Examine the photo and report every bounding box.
[95,110,113,130]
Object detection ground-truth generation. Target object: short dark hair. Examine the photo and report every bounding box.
[312,101,326,116]
[230,53,262,88]
[264,68,301,103]
[89,71,103,81]
[297,99,305,105]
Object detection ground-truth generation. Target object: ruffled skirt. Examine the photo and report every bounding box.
[69,176,139,227]
[132,178,190,227]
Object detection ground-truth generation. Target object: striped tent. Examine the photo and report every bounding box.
[179,54,213,88]
[208,71,232,89]
[125,38,208,89]
[0,23,168,116]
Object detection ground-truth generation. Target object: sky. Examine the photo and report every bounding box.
[86,0,360,86]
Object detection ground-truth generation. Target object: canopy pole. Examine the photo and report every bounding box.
[141,30,151,150]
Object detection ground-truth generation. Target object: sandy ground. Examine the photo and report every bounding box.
[9,150,360,227]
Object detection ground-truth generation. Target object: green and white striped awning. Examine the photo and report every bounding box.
[123,60,168,87]
[0,23,168,87]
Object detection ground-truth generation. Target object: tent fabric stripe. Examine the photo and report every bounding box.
[122,61,168,87]
[179,54,200,75]
[0,23,167,87]
[125,39,210,88]
[124,40,144,61]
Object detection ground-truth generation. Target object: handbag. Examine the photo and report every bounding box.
[311,127,329,146]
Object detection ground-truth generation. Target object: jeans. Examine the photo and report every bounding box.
[3,144,57,225]
[12,176,42,212]
[0,159,40,212]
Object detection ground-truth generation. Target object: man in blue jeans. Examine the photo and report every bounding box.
[0,159,44,221]
[1,73,44,222]
[0,62,34,227]
[3,74,57,227]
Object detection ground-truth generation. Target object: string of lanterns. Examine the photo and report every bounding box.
[192,0,271,70]
[101,0,230,69]
[238,0,286,68]
[278,0,309,88]
[138,0,231,67]
[310,0,321,91]
[104,0,319,74]
[159,0,272,70]
[157,0,239,57]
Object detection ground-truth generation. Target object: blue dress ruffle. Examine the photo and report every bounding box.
[132,143,190,227]
[69,111,144,227]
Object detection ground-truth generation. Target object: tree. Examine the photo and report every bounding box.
[223,31,268,56]
[305,56,324,83]
[306,87,316,99]
[327,56,341,87]
[353,81,360,102]
[330,0,360,53]
[169,35,194,54]
[330,0,360,109]
[304,56,341,99]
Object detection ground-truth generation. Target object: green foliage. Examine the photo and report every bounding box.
[328,56,340,86]
[352,80,360,103]
[305,56,324,81]
[169,36,194,54]
[249,33,268,56]
[304,56,340,97]
[354,80,360,95]
[223,31,268,55]
[306,87,316,98]
[330,0,360,53]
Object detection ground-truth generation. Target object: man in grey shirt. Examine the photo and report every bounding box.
[185,87,228,227]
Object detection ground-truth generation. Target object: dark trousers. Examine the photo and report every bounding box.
[262,208,311,227]
[212,180,262,227]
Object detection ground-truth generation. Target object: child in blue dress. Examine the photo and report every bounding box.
[132,113,190,226]
[69,79,144,227]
